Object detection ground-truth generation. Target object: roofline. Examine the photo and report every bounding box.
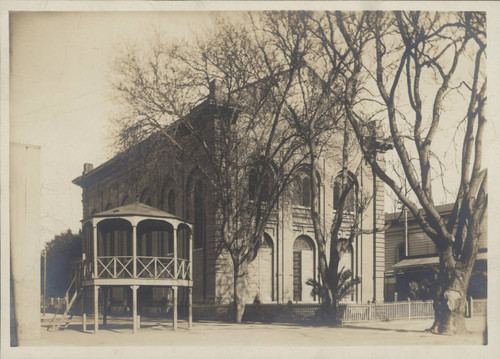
[385,202,455,222]
[72,98,214,187]
[91,212,191,224]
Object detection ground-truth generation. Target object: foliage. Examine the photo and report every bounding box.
[307,268,360,303]
[41,229,82,298]
[408,278,437,301]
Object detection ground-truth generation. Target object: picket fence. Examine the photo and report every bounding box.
[193,298,486,324]
[338,300,434,323]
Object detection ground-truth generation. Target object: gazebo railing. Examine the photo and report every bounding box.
[83,260,94,280]
[87,256,191,280]
[97,256,134,279]
[177,259,192,280]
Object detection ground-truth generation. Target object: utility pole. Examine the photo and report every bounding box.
[403,206,409,257]
[367,121,393,303]
[42,249,47,317]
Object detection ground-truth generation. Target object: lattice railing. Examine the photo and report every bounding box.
[97,256,134,279]
[82,260,93,280]
[137,256,176,279]
[88,256,190,280]
[177,259,192,280]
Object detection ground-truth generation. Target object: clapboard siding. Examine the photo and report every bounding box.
[386,205,487,271]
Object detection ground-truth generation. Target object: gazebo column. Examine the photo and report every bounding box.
[131,285,139,333]
[189,229,193,329]
[173,226,178,279]
[132,225,137,278]
[93,225,98,279]
[188,287,192,329]
[172,286,178,331]
[82,288,86,332]
[103,287,107,328]
[94,285,99,334]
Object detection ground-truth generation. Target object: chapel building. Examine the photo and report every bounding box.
[73,86,388,315]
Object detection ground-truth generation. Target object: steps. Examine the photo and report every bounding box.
[48,271,81,331]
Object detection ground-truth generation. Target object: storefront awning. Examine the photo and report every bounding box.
[392,252,487,271]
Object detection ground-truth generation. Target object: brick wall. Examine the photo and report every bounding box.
[74,107,384,306]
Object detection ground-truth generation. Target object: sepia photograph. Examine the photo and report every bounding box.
[1,1,497,358]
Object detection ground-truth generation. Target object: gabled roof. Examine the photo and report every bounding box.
[92,202,189,223]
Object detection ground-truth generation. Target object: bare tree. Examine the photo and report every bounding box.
[327,11,487,334]
[111,16,308,322]
[260,12,378,324]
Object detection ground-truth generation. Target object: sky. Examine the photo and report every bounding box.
[10,11,216,248]
[8,9,496,249]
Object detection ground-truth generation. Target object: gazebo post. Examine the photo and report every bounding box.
[189,229,193,329]
[82,288,86,332]
[131,285,138,333]
[94,285,99,334]
[188,287,192,329]
[132,225,137,278]
[173,226,178,279]
[172,286,178,331]
[93,225,98,279]
[103,287,107,328]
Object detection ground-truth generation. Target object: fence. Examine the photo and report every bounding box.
[193,303,233,321]
[41,297,68,313]
[338,300,434,323]
[465,298,487,318]
[193,299,487,324]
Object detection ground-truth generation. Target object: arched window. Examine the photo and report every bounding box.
[168,189,176,215]
[139,189,153,255]
[249,169,257,201]
[140,188,152,206]
[293,168,319,208]
[248,162,273,201]
[333,172,357,213]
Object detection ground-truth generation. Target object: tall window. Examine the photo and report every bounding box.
[139,189,152,255]
[248,163,273,201]
[293,236,315,302]
[121,196,130,205]
[168,189,176,215]
[194,180,206,249]
[140,188,152,206]
[397,243,405,262]
[293,174,312,207]
[293,168,319,208]
[333,173,356,213]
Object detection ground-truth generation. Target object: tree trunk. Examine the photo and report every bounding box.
[428,245,472,334]
[232,262,248,323]
[322,284,337,325]
[323,261,340,326]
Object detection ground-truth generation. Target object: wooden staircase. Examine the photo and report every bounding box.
[48,271,82,331]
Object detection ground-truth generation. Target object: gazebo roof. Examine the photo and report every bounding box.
[92,202,190,223]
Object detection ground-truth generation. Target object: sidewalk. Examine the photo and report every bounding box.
[24,315,487,347]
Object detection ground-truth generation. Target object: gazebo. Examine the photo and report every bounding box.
[80,202,193,333]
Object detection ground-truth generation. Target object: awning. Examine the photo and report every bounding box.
[392,252,487,271]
